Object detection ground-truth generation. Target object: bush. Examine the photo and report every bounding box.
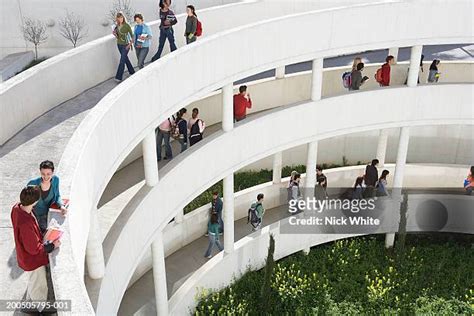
[194,234,474,315]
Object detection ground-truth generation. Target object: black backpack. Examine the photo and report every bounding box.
[247,203,260,228]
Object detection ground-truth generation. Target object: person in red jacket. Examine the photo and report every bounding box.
[11,186,60,312]
[233,85,252,122]
[380,55,395,86]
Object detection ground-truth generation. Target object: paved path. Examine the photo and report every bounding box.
[0,44,472,311]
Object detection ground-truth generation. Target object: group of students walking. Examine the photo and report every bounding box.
[343,55,442,91]
[10,161,66,313]
[113,0,202,82]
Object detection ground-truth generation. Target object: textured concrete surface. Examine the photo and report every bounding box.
[0,44,472,313]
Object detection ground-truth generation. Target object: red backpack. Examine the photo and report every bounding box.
[375,67,383,84]
[196,19,203,37]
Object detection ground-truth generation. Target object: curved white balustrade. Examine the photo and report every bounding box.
[127,163,470,289]
[168,192,474,314]
[0,0,361,145]
[97,84,474,314]
[46,0,472,313]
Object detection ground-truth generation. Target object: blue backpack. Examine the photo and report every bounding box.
[342,72,352,89]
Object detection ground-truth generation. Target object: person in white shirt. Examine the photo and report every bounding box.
[188,107,205,146]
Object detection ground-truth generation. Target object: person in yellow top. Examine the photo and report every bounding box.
[113,12,135,82]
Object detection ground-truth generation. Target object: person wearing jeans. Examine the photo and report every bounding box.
[156,118,173,161]
[151,0,178,61]
[133,13,153,69]
[113,12,135,82]
[175,108,188,153]
[204,213,224,258]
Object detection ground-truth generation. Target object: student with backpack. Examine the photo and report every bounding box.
[428,59,441,83]
[350,62,369,90]
[173,108,188,153]
[375,55,395,86]
[248,193,265,231]
[204,213,223,258]
[342,57,362,90]
[211,191,224,234]
[233,85,252,122]
[188,107,205,146]
[185,5,202,44]
[156,118,174,161]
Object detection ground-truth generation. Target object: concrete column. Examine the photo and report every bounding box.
[385,126,410,248]
[222,83,234,132]
[407,45,423,87]
[376,129,389,167]
[275,66,285,79]
[311,58,323,101]
[86,209,105,279]
[142,130,159,187]
[388,47,399,64]
[174,208,184,223]
[151,231,168,316]
[305,141,318,197]
[223,174,234,254]
[272,152,283,184]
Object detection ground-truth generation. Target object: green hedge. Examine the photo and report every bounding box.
[195,234,474,315]
[184,163,354,214]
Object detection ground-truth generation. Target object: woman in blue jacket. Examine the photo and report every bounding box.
[133,13,153,69]
[27,160,66,233]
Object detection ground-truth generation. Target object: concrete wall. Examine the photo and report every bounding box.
[0,0,239,59]
[128,163,471,289]
[52,1,473,313]
[0,0,361,145]
[117,61,474,170]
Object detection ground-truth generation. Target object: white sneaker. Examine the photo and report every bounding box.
[205,255,212,259]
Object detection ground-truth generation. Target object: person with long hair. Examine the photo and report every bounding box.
[464,166,474,195]
[376,170,390,196]
[352,57,362,72]
[113,12,135,82]
[185,5,198,44]
[175,108,188,152]
[204,213,223,258]
[352,176,365,200]
[428,59,441,83]
[133,13,153,69]
[151,0,178,61]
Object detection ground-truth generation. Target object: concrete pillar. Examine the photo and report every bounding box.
[385,126,410,248]
[151,231,168,316]
[86,209,105,279]
[376,129,389,167]
[272,152,283,184]
[142,130,159,187]
[223,174,234,254]
[222,83,234,132]
[388,47,399,64]
[305,141,318,198]
[275,66,285,79]
[311,58,323,101]
[407,45,423,87]
[174,208,184,223]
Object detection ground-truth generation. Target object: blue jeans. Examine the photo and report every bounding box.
[178,138,187,153]
[115,44,135,80]
[204,234,223,257]
[135,47,149,69]
[151,28,177,61]
[156,129,172,160]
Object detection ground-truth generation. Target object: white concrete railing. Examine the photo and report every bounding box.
[168,192,474,314]
[128,163,470,288]
[0,0,361,145]
[117,60,474,170]
[98,83,474,314]
[53,0,473,312]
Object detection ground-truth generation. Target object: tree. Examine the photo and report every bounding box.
[59,11,88,48]
[108,0,135,24]
[260,234,275,313]
[21,17,48,60]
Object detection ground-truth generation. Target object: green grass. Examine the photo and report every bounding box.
[195,234,474,315]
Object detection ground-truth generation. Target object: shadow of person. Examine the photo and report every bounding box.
[8,249,24,280]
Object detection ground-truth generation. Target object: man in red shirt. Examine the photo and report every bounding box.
[11,186,60,312]
[233,85,252,122]
[380,55,395,86]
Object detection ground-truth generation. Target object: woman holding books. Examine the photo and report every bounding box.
[133,13,153,69]
[27,160,67,233]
